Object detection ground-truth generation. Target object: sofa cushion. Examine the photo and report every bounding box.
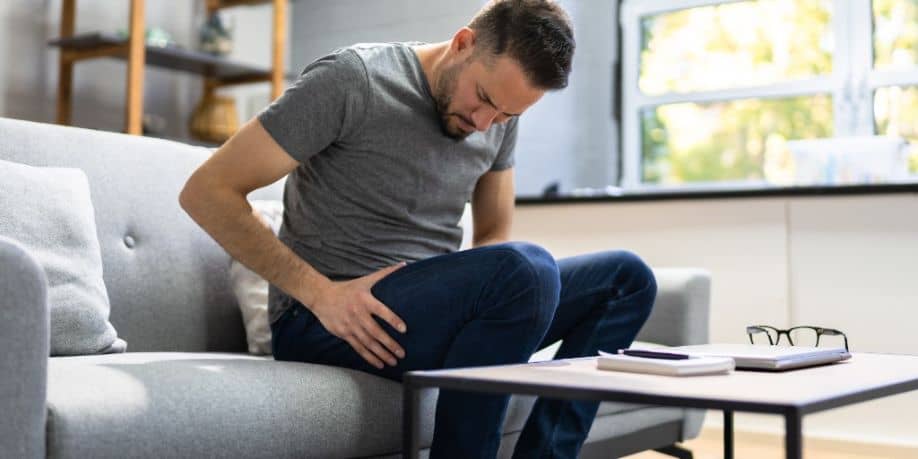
[46,353,653,458]
[0,159,126,356]
[229,200,284,355]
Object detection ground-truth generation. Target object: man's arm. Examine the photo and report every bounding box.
[179,118,332,307]
[180,117,407,369]
[470,168,515,247]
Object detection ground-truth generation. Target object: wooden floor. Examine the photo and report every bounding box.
[623,428,918,459]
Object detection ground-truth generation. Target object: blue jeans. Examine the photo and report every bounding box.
[271,242,656,459]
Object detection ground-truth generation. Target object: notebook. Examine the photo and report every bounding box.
[596,350,734,376]
[668,344,851,371]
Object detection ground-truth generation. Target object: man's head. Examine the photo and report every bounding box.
[433,0,575,139]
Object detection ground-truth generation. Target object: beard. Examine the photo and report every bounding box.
[433,60,473,140]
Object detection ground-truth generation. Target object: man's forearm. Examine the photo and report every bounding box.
[179,187,329,309]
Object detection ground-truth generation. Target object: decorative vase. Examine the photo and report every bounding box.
[189,92,239,144]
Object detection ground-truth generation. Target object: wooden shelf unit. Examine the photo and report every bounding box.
[51,0,288,136]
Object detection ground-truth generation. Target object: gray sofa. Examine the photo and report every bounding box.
[0,117,711,459]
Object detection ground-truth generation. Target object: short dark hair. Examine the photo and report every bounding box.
[468,0,575,90]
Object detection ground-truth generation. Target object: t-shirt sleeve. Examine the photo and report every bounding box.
[257,49,369,163]
[490,117,518,171]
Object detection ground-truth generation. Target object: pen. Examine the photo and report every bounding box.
[620,349,690,360]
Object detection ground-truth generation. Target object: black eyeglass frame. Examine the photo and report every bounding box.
[746,325,849,351]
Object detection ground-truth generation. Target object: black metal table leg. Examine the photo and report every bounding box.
[403,379,420,459]
[724,409,734,459]
[785,412,803,459]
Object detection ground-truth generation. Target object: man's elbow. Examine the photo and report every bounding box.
[180,175,250,226]
[178,179,194,213]
[179,175,206,218]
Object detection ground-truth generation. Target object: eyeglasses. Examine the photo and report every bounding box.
[746,325,849,351]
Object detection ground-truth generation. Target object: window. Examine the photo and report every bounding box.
[621,0,918,189]
[873,0,918,173]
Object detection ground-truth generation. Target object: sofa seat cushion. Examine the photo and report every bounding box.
[46,352,664,458]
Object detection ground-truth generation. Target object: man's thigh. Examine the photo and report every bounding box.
[272,243,531,381]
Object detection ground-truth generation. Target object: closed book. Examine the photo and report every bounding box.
[596,351,734,376]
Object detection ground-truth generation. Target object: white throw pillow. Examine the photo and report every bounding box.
[229,200,283,355]
[0,159,126,355]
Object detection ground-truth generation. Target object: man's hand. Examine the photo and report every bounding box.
[311,263,409,369]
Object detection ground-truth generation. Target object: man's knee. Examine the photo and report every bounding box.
[496,241,560,288]
[604,250,657,311]
[500,241,556,272]
[491,241,561,322]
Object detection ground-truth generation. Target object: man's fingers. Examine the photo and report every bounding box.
[361,315,405,359]
[354,327,398,367]
[345,336,384,370]
[371,299,408,334]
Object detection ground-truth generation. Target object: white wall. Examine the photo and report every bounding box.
[289,0,484,66]
[516,0,618,196]
[512,193,918,447]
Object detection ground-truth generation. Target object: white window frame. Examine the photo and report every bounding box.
[619,0,918,189]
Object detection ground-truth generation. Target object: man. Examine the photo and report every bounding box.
[180,0,656,457]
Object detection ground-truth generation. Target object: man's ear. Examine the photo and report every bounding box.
[450,27,477,56]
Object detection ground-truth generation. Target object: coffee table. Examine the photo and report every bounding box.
[402,353,918,458]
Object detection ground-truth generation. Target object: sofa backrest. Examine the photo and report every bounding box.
[0,117,283,352]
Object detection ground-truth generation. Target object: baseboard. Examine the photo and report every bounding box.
[698,427,918,459]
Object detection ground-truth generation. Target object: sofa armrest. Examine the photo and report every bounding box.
[637,268,711,442]
[637,268,711,347]
[0,236,49,459]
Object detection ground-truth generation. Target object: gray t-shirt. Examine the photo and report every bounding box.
[259,42,518,325]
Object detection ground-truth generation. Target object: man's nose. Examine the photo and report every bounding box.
[470,106,499,131]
